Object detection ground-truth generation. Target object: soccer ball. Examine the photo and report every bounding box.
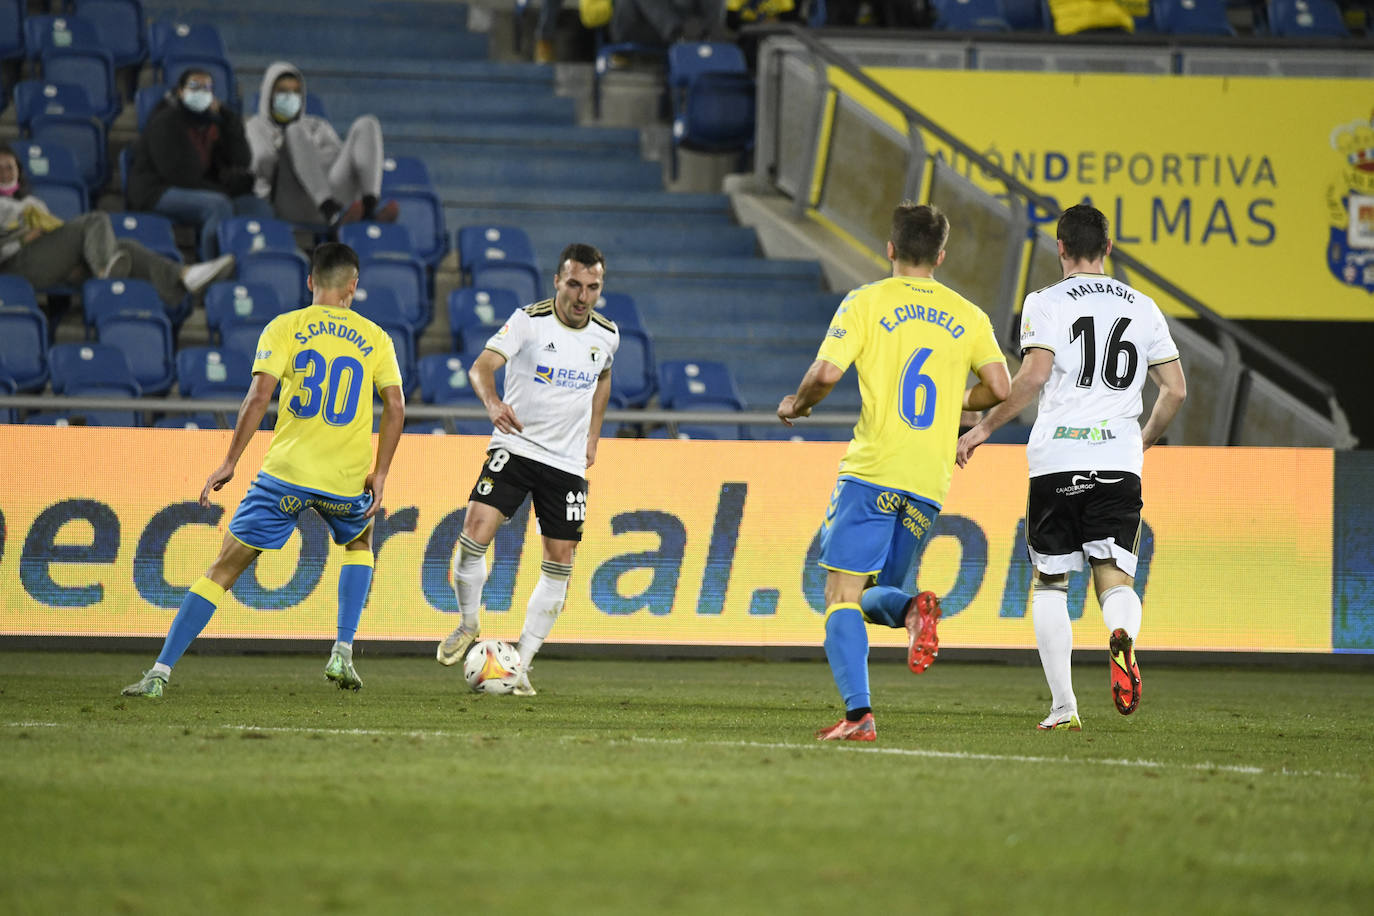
[462,640,522,695]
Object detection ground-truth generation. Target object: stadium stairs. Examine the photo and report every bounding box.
[95,0,858,415]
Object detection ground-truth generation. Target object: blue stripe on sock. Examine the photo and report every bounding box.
[156,591,219,668]
[824,607,870,713]
[337,564,374,645]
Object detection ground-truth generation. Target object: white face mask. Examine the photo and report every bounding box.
[182,89,213,113]
[272,91,303,120]
[0,179,19,196]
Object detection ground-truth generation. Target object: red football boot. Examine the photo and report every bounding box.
[904,591,942,674]
[815,713,877,741]
[1109,628,1141,715]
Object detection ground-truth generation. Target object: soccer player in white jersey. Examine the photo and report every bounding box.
[956,204,1187,730]
[435,244,619,695]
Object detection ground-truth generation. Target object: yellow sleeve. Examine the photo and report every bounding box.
[373,329,403,393]
[968,309,1007,372]
[252,318,290,379]
[815,289,866,372]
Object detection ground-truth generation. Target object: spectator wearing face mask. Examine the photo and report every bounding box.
[127,69,275,260]
[245,62,398,229]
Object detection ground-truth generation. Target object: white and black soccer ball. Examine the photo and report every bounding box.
[462,640,521,695]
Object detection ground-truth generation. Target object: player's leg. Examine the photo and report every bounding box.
[509,466,588,695]
[858,497,943,673]
[510,537,575,696]
[1026,473,1086,729]
[121,534,261,697]
[816,569,877,741]
[1031,570,1079,731]
[1081,475,1144,716]
[323,516,376,691]
[1093,559,1142,716]
[437,500,505,665]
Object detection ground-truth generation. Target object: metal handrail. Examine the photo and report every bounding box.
[750,23,1342,412]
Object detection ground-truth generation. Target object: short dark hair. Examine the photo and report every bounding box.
[311,242,360,289]
[176,68,213,90]
[1057,204,1111,262]
[555,243,605,278]
[890,202,948,267]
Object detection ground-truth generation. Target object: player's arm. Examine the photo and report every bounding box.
[1141,358,1186,450]
[586,369,612,469]
[364,383,405,518]
[470,348,522,434]
[778,358,843,427]
[955,348,1053,467]
[963,360,1011,412]
[199,371,277,506]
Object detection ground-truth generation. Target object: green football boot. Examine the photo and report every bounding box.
[121,670,167,698]
[324,649,363,691]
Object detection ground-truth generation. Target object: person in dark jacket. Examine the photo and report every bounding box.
[127,68,274,260]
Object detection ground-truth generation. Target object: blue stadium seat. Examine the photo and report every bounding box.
[72,0,148,70]
[28,180,87,221]
[418,352,482,404]
[24,15,102,62]
[18,140,84,190]
[26,408,140,427]
[49,342,141,397]
[176,346,253,398]
[117,146,132,208]
[203,281,285,343]
[217,215,298,259]
[405,420,450,435]
[374,321,418,396]
[236,250,311,310]
[134,84,168,133]
[932,0,1012,28]
[153,413,223,429]
[164,53,238,111]
[30,113,107,196]
[0,307,50,392]
[470,262,542,307]
[95,311,175,395]
[149,21,226,74]
[447,286,520,351]
[658,359,746,410]
[457,224,537,274]
[359,256,428,328]
[1155,0,1236,33]
[82,278,164,332]
[381,155,434,192]
[109,211,181,262]
[0,276,41,313]
[1000,0,1047,28]
[220,321,268,362]
[747,423,852,442]
[1267,0,1348,35]
[338,222,416,260]
[39,45,119,123]
[352,286,416,343]
[611,326,656,408]
[0,0,23,64]
[0,369,16,425]
[667,43,755,179]
[13,81,99,132]
[386,188,448,268]
[246,90,328,121]
[595,292,643,331]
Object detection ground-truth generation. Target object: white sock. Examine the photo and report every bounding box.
[452,533,489,632]
[1032,584,1076,713]
[516,561,571,666]
[151,662,172,678]
[332,640,352,656]
[1100,585,1142,641]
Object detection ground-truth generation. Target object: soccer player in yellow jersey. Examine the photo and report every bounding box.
[122,243,405,697]
[779,202,1010,741]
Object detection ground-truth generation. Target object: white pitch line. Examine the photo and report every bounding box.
[2,721,1357,780]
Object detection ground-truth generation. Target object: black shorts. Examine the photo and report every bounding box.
[468,447,588,542]
[1026,470,1143,577]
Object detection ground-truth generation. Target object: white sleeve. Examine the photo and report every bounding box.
[484,308,530,360]
[1018,291,1058,355]
[1146,302,1180,365]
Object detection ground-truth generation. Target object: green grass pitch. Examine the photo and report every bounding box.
[2,651,1371,915]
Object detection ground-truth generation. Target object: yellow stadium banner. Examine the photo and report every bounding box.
[828,67,1374,320]
[0,428,1334,653]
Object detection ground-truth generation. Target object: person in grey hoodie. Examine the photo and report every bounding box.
[245,62,397,228]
